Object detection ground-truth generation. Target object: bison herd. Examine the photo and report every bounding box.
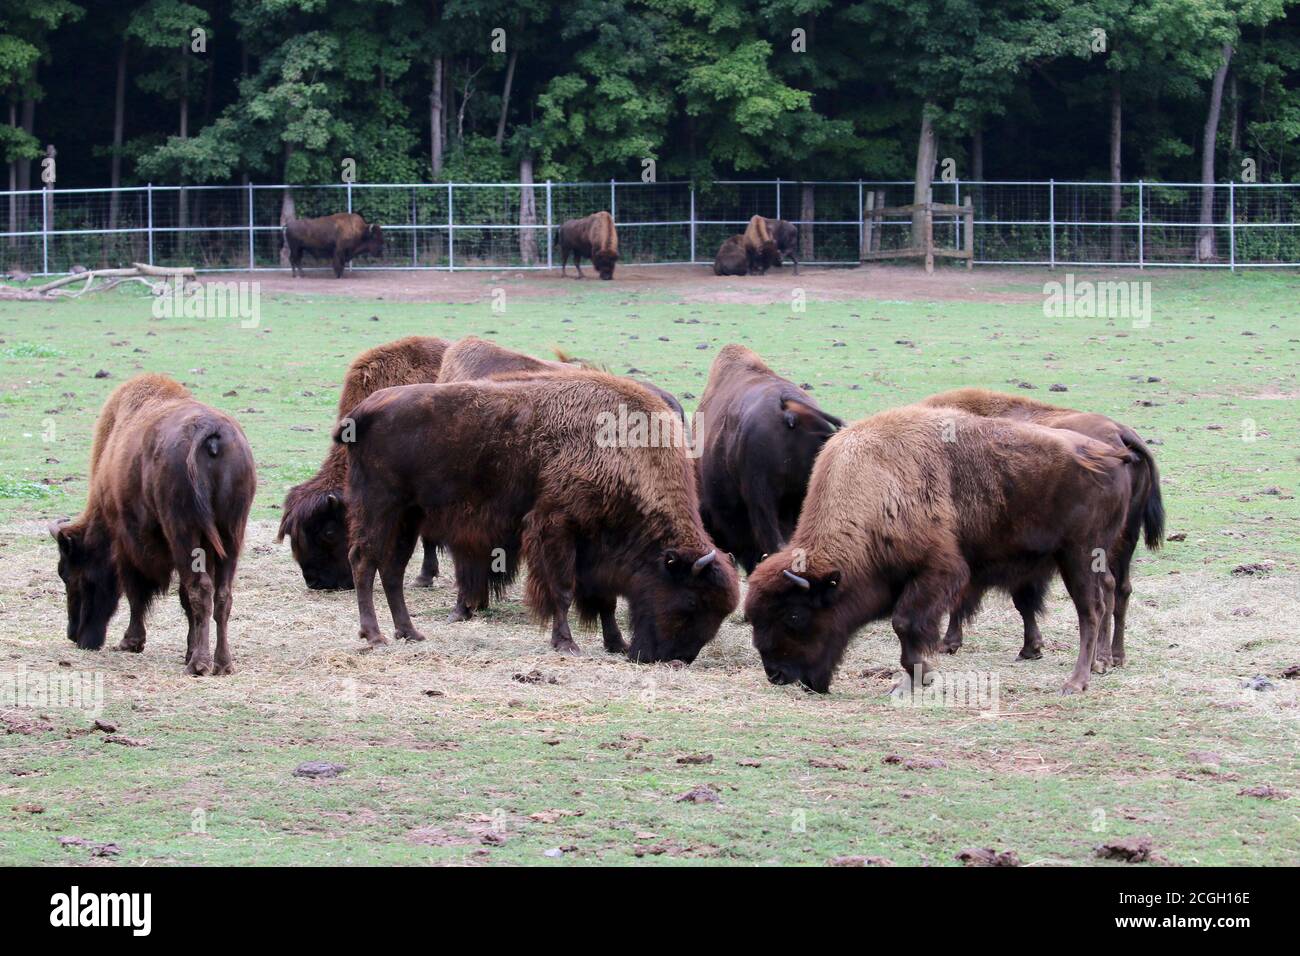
[282,209,803,281]
[51,334,1163,696]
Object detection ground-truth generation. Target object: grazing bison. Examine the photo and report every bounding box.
[49,374,255,676]
[278,336,450,590]
[695,345,841,573]
[338,370,738,661]
[745,405,1132,695]
[743,215,781,274]
[436,336,686,653]
[713,235,750,276]
[284,213,384,278]
[919,388,1164,668]
[558,211,619,280]
[763,218,799,274]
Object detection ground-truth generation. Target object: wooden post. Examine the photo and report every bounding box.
[862,191,875,261]
[924,190,934,274]
[963,195,973,270]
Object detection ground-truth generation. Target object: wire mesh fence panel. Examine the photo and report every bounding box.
[2,180,1298,274]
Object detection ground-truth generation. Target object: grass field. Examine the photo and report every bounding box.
[1,266,1297,866]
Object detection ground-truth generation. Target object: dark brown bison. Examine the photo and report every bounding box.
[745,405,1132,695]
[713,235,750,276]
[436,336,686,653]
[763,218,799,274]
[919,388,1164,669]
[284,212,384,278]
[743,215,781,274]
[558,211,619,280]
[338,370,738,661]
[278,336,450,590]
[49,375,255,676]
[695,345,841,573]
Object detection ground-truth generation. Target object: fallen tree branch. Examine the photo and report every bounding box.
[2,264,198,300]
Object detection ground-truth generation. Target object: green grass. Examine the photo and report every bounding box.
[1,268,1296,866]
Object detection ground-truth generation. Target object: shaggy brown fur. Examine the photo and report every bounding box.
[695,344,841,573]
[763,218,799,274]
[284,212,384,278]
[713,235,750,276]
[338,369,738,661]
[435,337,686,651]
[278,336,450,590]
[742,215,781,274]
[558,211,619,279]
[50,375,255,675]
[745,405,1131,695]
[920,388,1164,668]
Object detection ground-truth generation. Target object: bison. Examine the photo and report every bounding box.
[284,212,384,278]
[745,405,1132,695]
[763,218,799,274]
[436,336,686,654]
[713,235,750,276]
[919,388,1164,668]
[558,211,619,280]
[743,215,781,274]
[338,370,738,661]
[695,345,841,573]
[49,374,255,676]
[278,336,450,591]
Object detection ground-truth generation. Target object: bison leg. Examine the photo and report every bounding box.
[572,253,584,279]
[522,508,581,654]
[1058,553,1111,694]
[890,563,968,691]
[1109,570,1134,668]
[940,584,981,654]
[1099,539,1135,668]
[181,569,216,677]
[1012,581,1047,660]
[352,550,387,646]
[587,592,626,654]
[289,243,303,278]
[332,252,346,279]
[211,556,237,676]
[116,567,155,654]
[378,521,424,642]
[414,535,440,587]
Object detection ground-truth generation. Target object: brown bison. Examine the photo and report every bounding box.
[919,388,1164,668]
[338,370,738,661]
[278,336,450,590]
[284,212,384,278]
[695,345,841,573]
[713,235,750,276]
[436,336,686,653]
[763,218,799,274]
[558,211,619,280]
[745,405,1132,695]
[49,374,255,676]
[743,215,781,274]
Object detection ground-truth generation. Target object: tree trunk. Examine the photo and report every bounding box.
[1228,74,1240,156]
[279,145,296,268]
[971,127,983,182]
[431,57,444,175]
[519,154,537,265]
[1197,42,1233,262]
[1109,80,1122,261]
[17,92,35,229]
[108,41,127,237]
[178,47,190,247]
[912,108,937,248]
[8,103,17,245]
[799,184,815,261]
[495,47,518,148]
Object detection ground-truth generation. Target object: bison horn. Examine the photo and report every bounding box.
[691,549,717,574]
[47,517,70,540]
[783,569,811,590]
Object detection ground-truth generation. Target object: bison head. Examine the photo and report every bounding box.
[277,485,354,590]
[50,519,120,650]
[625,548,739,664]
[359,223,384,259]
[592,248,619,281]
[745,553,861,693]
[760,240,782,270]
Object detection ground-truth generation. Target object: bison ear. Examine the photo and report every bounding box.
[326,492,343,512]
[49,520,77,558]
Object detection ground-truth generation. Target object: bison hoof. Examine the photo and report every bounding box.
[360,630,389,648]
[1111,653,1126,668]
[551,636,581,655]
[1091,656,1111,675]
[940,641,962,655]
[395,627,427,643]
[1059,680,1088,696]
[115,638,145,653]
[413,574,435,588]
[1017,647,1043,661]
[212,660,236,676]
[186,656,214,677]
[603,637,629,655]
[447,605,472,623]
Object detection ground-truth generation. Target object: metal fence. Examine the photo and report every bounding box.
[1,179,1297,276]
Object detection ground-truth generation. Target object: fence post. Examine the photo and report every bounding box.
[411,189,418,267]
[1228,180,1235,272]
[545,180,553,269]
[690,185,696,264]
[247,182,255,271]
[1048,178,1056,269]
[347,181,353,214]
[146,182,154,266]
[857,180,863,262]
[953,178,961,250]
[610,178,616,219]
[1138,180,1144,270]
[41,178,49,275]
[447,182,454,272]
[775,178,781,219]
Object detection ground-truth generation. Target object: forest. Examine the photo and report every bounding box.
[1,0,1297,197]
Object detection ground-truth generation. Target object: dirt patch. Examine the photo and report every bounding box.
[205,263,1078,305]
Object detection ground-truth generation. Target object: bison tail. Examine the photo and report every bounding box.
[186,429,229,562]
[1120,426,1165,550]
